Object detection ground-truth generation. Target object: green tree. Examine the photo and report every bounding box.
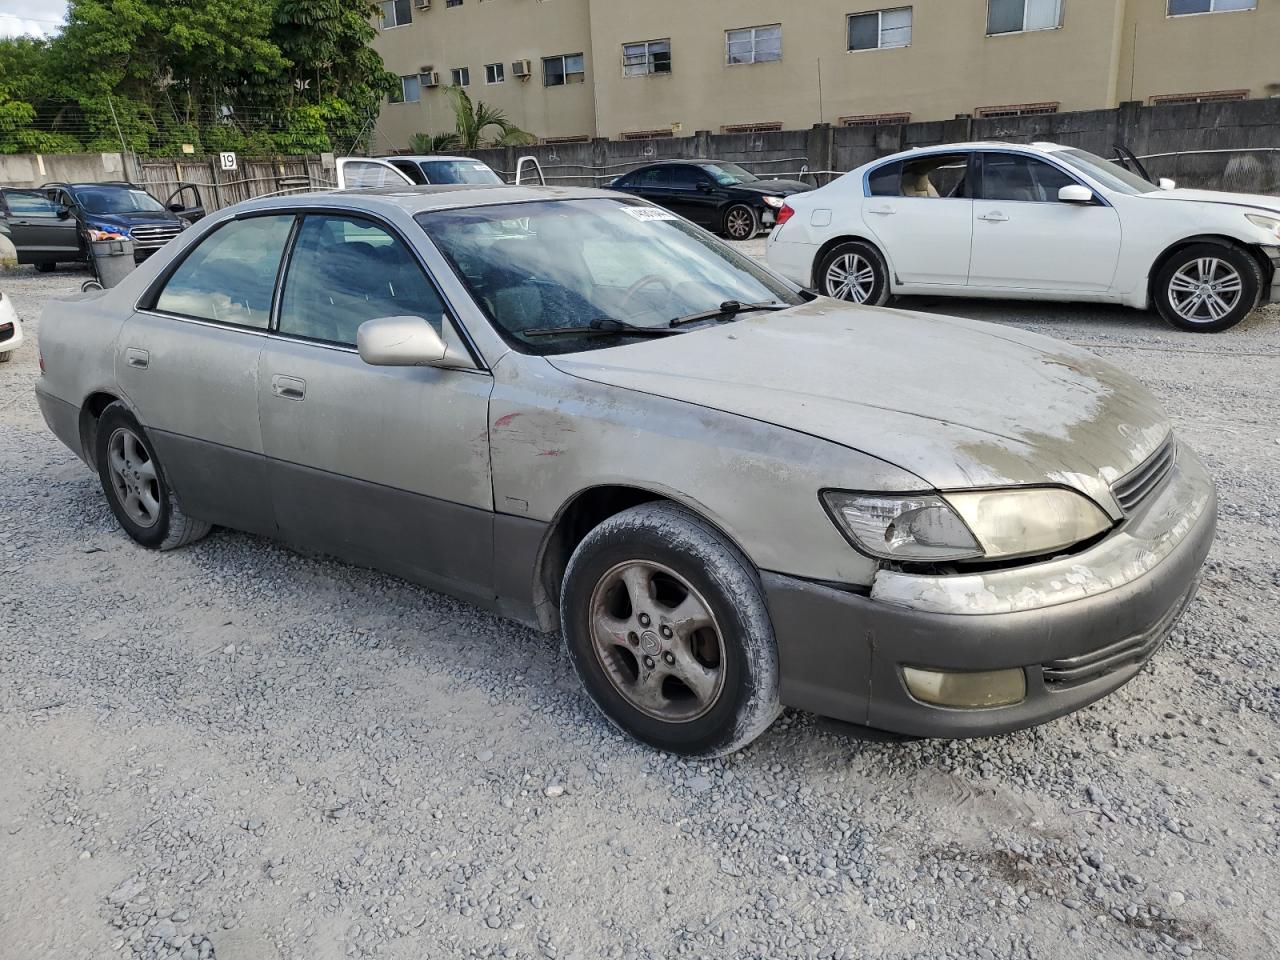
[413,85,536,152]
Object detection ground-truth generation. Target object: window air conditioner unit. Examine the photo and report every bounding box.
[512,59,533,78]
[415,0,430,9]
[421,71,440,87]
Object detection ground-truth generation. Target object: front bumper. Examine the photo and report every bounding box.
[764,448,1217,738]
[1261,245,1280,305]
[0,298,21,355]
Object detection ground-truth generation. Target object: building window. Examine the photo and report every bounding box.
[484,62,505,84]
[1169,0,1254,12]
[974,100,1060,118]
[544,53,586,86]
[450,67,470,87]
[1151,88,1248,104]
[848,8,913,51]
[623,39,672,77]
[542,135,590,144]
[446,0,463,5]
[987,0,1063,35]
[377,0,412,29]
[721,122,783,133]
[621,129,675,140]
[726,24,782,65]
[840,112,911,126]
[390,74,421,104]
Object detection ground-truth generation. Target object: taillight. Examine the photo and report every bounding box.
[776,204,795,227]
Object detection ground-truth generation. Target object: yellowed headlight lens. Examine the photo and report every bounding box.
[902,666,1027,709]
[944,488,1110,561]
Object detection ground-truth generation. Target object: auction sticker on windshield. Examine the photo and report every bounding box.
[623,206,680,222]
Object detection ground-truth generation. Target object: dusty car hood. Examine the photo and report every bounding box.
[1141,188,1280,215]
[547,301,1170,511]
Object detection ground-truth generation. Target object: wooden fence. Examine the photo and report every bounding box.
[134,156,336,214]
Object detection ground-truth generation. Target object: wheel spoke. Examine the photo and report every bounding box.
[1168,275,1199,293]
[108,445,128,476]
[594,612,632,648]
[135,457,157,482]
[663,591,714,637]
[138,486,161,522]
[619,565,652,610]
[665,646,719,706]
[122,431,141,466]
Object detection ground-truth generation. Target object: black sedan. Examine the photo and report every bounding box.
[606,160,812,240]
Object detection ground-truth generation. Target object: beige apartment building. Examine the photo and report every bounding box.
[370,0,1280,150]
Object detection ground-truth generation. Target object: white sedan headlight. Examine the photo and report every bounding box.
[823,488,1111,563]
[761,196,786,209]
[1245,213,1280,242]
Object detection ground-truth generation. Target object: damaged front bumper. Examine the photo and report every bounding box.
[764,446,1217,738]
[1262,245,1280,305]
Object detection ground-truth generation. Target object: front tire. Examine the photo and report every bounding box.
[1153,243,1262,333]
[817,240,892,305]
[560,502,782,757]
[93,402,211,550]
[721,204,759,241]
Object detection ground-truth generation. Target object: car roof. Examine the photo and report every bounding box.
[380,155,492,164]
[229,184,621,217]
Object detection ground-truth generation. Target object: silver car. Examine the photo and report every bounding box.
[34,186,1217,757]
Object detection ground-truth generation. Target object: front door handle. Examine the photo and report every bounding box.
[125,347,149,369]
[978,212,1009,222]
[271,375,306,401]
[867,206,896,216]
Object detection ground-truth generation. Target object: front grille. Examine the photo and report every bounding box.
[1111,435,1176,515]
[0,321,13,343]
[1042,587,1193,688]
[129,224,182,249]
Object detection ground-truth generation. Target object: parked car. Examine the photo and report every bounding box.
[36,186,1215,756]
[34,182,204,268]
[766,141,1280,332]
[0,287,22,362]
[378,155,504,186]
[607,160,813,240]
[0,187,81,270]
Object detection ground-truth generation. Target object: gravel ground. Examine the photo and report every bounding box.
[2,255,1279,960]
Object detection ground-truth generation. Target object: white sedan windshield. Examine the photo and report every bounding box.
[1056,149,1162,195]
[418,198,800,354]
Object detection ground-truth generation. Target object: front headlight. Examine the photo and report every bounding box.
[86,227,129,241]
[823,488,1111,563]
[1245,213,1280,241]
[762,196,786,209]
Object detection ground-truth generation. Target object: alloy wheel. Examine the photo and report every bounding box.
[725,207,755,241]
[824,253,877,303]
[107,427,161,528]
[1168,257,1243,325]
[588,560,726,723]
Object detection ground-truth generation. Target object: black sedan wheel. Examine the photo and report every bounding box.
[722,204,759,241]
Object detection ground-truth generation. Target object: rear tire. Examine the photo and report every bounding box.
[93,402,211,551]
[817,240,892,306]
[1153,242,1262,333]
[35,262,55,273]
[560,502,782,757]
[721,204,759,241]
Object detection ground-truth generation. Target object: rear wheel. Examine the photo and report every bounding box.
[721,204,759,241]
[560,502,781,757]
[1153,243,1262,333]
[817,240,892,306]
[93,402,211,550]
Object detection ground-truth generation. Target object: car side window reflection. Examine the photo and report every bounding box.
[981,153,1078,203]
[154,215,294,328]
[277,214,447,346]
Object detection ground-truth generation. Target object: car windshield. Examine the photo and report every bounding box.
[419,160,504,185]
[418,198,801,355]
[73,185,168,215]
[703,162,759,186]
[1055,149,1161,195]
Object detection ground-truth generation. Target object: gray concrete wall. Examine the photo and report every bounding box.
[0,152,132,188]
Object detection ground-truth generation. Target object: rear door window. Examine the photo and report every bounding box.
[867,161,902,197]
[277,214,447,345]
[154,215,295,328]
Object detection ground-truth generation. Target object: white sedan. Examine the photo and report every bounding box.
[766,141,1280,332]
[0,288,22,362]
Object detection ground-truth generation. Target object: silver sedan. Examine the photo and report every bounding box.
[34,186,1216,756]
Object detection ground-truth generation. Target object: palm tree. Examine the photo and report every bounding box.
[410,85,535,153]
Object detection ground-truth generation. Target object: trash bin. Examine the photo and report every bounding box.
[90,238,136,289]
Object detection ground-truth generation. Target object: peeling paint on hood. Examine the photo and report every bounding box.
[547,300,1171,511]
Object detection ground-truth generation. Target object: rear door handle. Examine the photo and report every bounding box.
[867,206,896,216]
[978,212,1009,222]
[271,375,306,401]
[125,347,149,369]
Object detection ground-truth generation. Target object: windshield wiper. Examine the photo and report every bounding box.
[669,300,791,328]
[523,317,685,339]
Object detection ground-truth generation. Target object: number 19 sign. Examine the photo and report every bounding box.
[219,152,238,172]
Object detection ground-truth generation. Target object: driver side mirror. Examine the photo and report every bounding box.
[1158,178,1176,191]
[56,205,72,220]
[1058,184,1095,204]
[696,181,713,193]
[357,315,474,369]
